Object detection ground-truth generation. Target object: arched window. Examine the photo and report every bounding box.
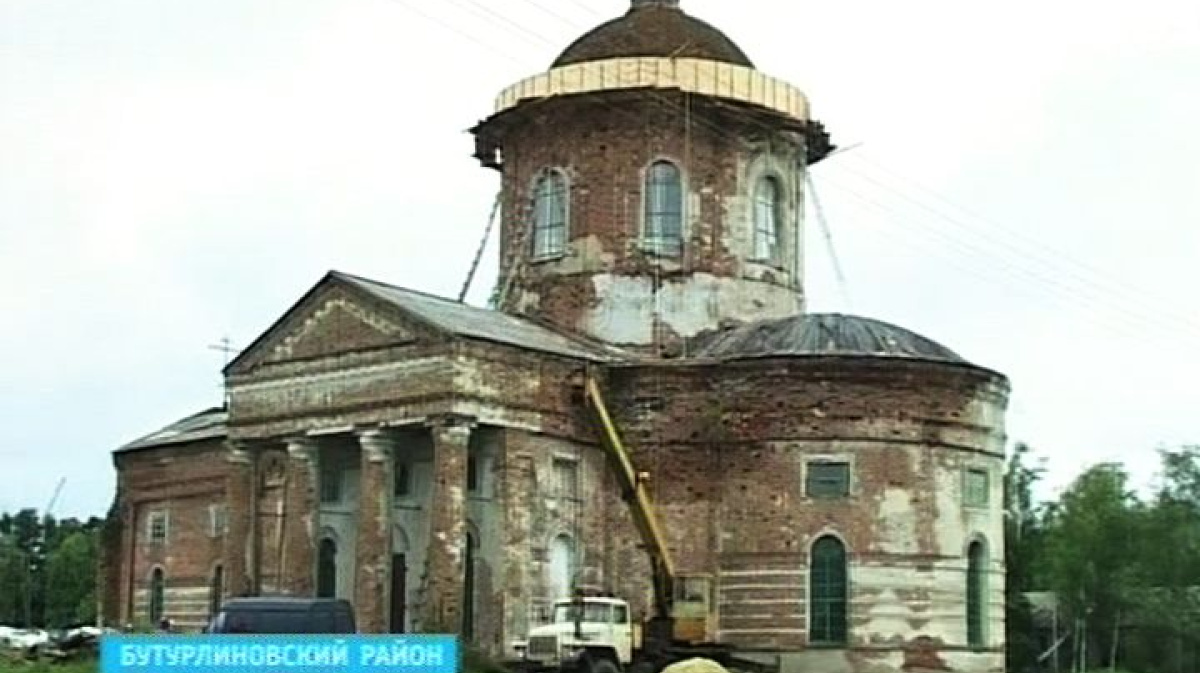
[208,565,224,619]
[644,160,683,256]
[148,568,165,624]
[549,534,575,600]
[532,170,568,258]
[809,536,848,645]
[967,539,987,648]
[753,176,781,261]
[317,538,338,598]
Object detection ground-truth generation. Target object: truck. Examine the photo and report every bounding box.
[505,373,772,673]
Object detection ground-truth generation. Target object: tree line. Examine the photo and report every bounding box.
[1006,443,1200,673]
[0,511,104,629]
[2,444,1198,673]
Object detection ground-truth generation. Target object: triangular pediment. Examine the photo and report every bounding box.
[227,273,443,375]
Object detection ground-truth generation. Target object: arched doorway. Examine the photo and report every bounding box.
[148,568,165,624]
[208,565,224,619]
[317,538,337,598]
[809,536,848,645]
[549,534,575,601]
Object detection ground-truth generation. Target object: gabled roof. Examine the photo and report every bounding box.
[116,407,227,453]
[225,271,627,375]
[332,272,627,362]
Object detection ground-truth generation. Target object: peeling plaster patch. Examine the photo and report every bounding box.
[876,487,919,554]
[587,272,802,345]
[934,464,965,556]
[861,586,918,643]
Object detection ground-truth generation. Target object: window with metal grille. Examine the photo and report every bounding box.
[753,176,781,261]
[532,171,568,258]
[643,161,683,256]
[320,466,341,504]
[809,536,848,645]
[964,468,989,507]
[806,461,850,498]
[967,540,987,647]
[147,511,168,545]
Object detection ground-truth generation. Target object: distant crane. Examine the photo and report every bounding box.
[44,478,65,518]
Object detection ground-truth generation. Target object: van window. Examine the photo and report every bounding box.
[214,609,325,634]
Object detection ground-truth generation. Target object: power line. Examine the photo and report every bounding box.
[380,0,1199,350]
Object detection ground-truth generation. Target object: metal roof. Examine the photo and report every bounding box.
[333,271,627,362]
[690,313,971,365]
[553,3,753,69]
[117,407,227,453]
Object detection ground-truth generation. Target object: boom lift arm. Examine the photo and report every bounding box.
[582,374,676,625]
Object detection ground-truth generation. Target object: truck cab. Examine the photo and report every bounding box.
[514,597,634,673]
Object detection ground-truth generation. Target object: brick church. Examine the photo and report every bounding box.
[100,2,1011,672]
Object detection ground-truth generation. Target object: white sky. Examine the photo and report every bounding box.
[1,0,1197,519]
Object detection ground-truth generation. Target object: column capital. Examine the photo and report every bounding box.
[224,441,253,465]
[424,413,477,433]
[356,426,396,463]
[285,435,319,461]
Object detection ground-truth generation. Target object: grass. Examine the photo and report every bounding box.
[0,660,96,673]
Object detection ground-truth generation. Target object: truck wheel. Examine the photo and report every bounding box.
[628,662,655,673]
[591,659,620,673]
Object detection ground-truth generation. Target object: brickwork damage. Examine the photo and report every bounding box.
[104,5,1010,673]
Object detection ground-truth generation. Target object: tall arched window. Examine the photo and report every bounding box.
[809,536,848,645]
[208,565,224,619]
[317,538,338,598]
[967,539,987,648]
[148,568,165,624]
[644,160,683,256]
[753,176,781,261]
[549,534,575,600]
[532,170,568,258]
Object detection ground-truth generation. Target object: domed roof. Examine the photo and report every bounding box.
[691,313,969,365]
[552,1,753,69]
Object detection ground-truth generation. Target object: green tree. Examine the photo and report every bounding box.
[1043,462,1144,672]
[0,534,32,625]
[1004,442,1047,672]
[44,530,98,627]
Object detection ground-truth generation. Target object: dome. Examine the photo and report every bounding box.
[552,1,753,69]
[690,313,970,364]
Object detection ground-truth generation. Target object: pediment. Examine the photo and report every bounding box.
[265,293,417,363]
[229,278,435,374]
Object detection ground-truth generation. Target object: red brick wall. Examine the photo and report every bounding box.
[113,440,229,629]
[483,91,806,342]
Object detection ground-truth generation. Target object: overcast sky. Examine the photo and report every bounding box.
[2,0,1197,520]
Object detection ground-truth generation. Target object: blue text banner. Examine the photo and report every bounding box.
[100,634,460,673]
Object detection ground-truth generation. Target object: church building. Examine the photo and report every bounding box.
[100,2,1011,672]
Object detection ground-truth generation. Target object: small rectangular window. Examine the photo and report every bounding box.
[806,461,850,498]
[148,511,168,544]
[394,463,412,498]
[467,456,479,493]
[208,505,227,538]
[553,458,579,500]
[320,467,341,504]
[964,468,989,507]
